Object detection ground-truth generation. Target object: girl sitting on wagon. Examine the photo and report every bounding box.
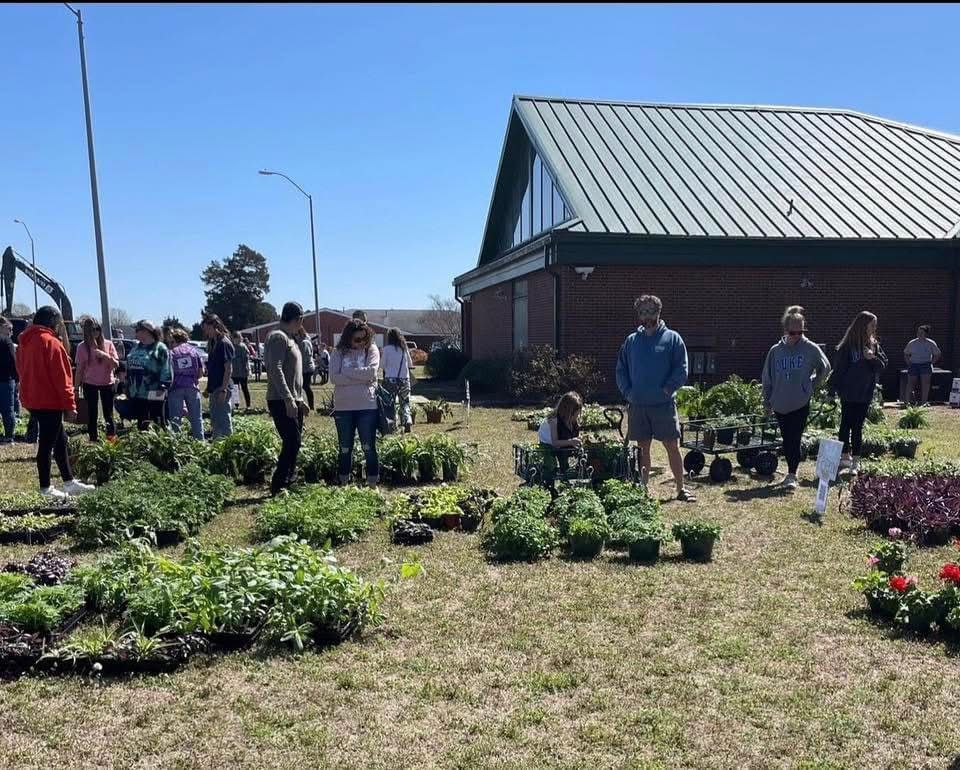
[537,391,584,477]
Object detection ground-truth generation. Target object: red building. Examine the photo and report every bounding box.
[454,96,960,398]
[241,307,445,351]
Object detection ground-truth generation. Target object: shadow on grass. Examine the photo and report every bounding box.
[226,492,271,508]
[846,608,960,656]
[723,485,786,502]
[0,455,34,464]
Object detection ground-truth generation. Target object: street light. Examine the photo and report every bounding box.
[64,3,112,338]
[12,219,38,312]
[258,169,321,340]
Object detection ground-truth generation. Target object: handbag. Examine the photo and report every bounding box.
[355,347,395,436]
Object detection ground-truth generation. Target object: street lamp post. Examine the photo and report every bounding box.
[12,219,38,312]
[64,3,112,338]
[258,170,321,339]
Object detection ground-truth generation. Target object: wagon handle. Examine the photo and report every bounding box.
[603,407,626,441]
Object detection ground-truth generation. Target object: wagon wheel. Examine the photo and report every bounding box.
[709,457,733,483]
[736,448,759,469]
[683,450,705,477]
[754,451,779,477]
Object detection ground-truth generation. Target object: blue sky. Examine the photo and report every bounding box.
[2,3,959,327]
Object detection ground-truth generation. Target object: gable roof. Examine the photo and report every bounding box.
[512,95,960,240]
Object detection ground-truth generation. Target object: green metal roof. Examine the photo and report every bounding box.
[513,96,960,240]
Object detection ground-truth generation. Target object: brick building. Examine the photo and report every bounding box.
[454,96,960,397]
[240,307,442,351]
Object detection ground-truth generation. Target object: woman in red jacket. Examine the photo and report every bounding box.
[16,306,95,499]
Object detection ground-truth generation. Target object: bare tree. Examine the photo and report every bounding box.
[110,307,132,327]
[11,302,32,316]
[419,295,460,344]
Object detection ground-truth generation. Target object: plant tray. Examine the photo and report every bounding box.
[0,522,73,545]
[0,505,77,518]
[202,618,267,651]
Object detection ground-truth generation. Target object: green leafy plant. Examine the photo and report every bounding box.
[255,486,384,547]
[420,399,453,423]
[868,540,908,575]
[550,486,606,537]
[898,406,930,430]
[567,516,608,559]
[852,570,900,619]
[482,487,556,561]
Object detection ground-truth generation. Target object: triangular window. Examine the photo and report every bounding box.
[500,148,571,253]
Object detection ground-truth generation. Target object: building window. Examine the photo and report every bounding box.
[500,150,571,253]
[512,279,528,351]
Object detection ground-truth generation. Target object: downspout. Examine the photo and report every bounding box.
[950,243,959,372]
[546,239,561,355]
[455,289,467,357]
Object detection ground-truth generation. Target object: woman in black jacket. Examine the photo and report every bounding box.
[830,311,887,474]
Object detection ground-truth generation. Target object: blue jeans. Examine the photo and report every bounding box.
[334,408,379,482]
[168,387,204,440]
[0,379,15,440]
[209,392,233,439]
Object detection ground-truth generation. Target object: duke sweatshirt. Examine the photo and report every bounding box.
[762,336,831,415]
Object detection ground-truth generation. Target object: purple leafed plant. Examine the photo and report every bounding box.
[848,473,960,545]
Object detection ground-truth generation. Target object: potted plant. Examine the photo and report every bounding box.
[894,586,944,633]
[625,519,666,563]
[713,419,737,447]
[567,517,608,560]
[867,539,908,575]
[421,400,453,424]
[890,435,921,459]
[672,520,721,562]
[736,426,753,447]
[699,426,716,451]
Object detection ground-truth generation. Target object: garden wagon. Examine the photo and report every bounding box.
[513,407,641,487]
[680,414,782,482]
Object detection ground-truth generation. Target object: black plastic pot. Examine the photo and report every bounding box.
[716,427,735,446]
[679,536,716,562]
[736,430,752,447]
[204,619,266,651]
[154,529,183,548]
[418,459,437,483]
[460,514,482,533]
[628,538,661,563]
[442,462,459,482]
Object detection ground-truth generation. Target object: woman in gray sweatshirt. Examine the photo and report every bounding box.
[761,305,832,490]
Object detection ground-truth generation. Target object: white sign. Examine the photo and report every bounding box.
[815,438,844,482]
[815,478,830,514]
[465,380,471,421]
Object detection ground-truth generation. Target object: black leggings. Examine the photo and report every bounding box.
[83,383,115,441]
[775,404,810,475]
[232,377,251,409]
[302,372,315,411]
[32,410,73,489]
[839,401,870,456]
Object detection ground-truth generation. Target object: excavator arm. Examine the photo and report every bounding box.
[1,246,74,320]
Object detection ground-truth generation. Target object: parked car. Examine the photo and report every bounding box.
[430,340,460,353]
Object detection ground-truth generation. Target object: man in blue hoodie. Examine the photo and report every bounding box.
[616,295,695,502]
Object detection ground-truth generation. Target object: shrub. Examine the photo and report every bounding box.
[458,357,512,395]
[207,422,279,484]
[696,376,763,420]
[567,517,608,559]
[426,347,469,380]
[255,486,384,546]
[671,520,722,542]
[509,345,605,402]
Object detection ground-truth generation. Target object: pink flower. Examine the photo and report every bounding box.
[888,528,902,539]
[867,556,880,566]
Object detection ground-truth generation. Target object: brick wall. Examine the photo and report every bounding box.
[558,264,959,398]
[528,270,556,348]
[468,282,513,359]
[466,262,959,399]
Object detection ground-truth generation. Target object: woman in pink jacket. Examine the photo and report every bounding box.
[330,319,379,487]
[75,317,119,441]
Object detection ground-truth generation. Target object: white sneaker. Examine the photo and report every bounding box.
[62,479,96,497]
[850,459,860,475]
[40,486,68,500]
[781,474,799,490]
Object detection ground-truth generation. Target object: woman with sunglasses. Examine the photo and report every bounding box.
[761,305,831,490]
[330,319,380,487]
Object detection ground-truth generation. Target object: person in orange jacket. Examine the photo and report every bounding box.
[16,306,95,499]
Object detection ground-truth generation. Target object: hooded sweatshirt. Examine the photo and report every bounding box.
[15,324,76,412]
[125,341,172,400]
[762,336,831,414]
[829,343,887,404]
[615,321,688,407]
[330,345,380,412]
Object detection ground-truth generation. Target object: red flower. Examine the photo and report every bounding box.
[939,563,960,584]
[889,575,916,593]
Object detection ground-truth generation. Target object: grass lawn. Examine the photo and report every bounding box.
[1,382,959,770]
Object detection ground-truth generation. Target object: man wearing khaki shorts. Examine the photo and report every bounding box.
[616,295,696,502]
